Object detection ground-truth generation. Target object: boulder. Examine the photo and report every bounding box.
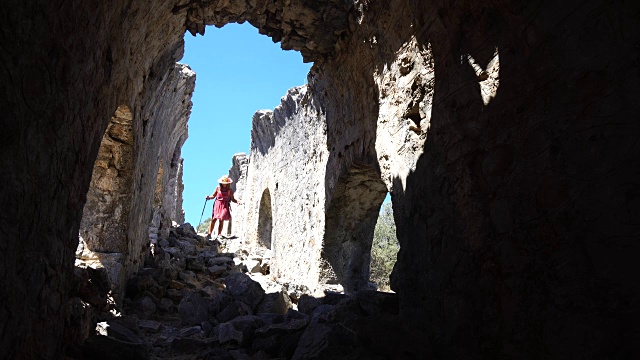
[254,318,309,338]
[103,321,143,344]
[157,297,174,312]
[176,240,197,256]
[256,291,293,315]
[227,315,265,346]
[177,223,197,238]
[209,256,233,266]
[165,289,183,303]
[202,289,233,317]
[127,295,157,316]
[224,273,265,310]
[284,308,309,322]
[217,322,244,345]
[155,260,179,285]
[126,275,164,299]
[206,265,228,276]
[180,325,203,337]
[355,290,399,315]
[178,292,209,326]
[310,304,334,323]
[291,323,342,360]
[186,256,205,272]
[256,313,285,325]
[74,266,112,311]
[297,294,322,315]
[217,301,253,323]
[243,259,262,273]
[178,271,196,284]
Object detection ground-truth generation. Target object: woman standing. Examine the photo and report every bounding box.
[206,175,241,240]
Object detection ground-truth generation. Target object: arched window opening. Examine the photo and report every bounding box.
[322,164,388,293]
[79,105,134,254]
[77,105,134,303]
[369,200,399,292]
[257,188,273,249]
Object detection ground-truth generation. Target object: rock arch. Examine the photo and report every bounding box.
[257,188,273,249]
[79,105,134,254]
[322,164,388,293]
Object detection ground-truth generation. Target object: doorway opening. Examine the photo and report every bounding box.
[322,164,389,293]
[180,23,311,228]
[257,188,273,249]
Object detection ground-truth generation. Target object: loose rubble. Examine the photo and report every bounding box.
[76,223,414,360]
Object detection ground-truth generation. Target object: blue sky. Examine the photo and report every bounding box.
[180,24,311,225]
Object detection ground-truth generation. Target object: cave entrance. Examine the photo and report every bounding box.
[180,23,311,228]
[257,188,273,249]
[322,164,388,293]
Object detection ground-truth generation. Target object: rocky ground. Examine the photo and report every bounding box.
[71,224,408,360]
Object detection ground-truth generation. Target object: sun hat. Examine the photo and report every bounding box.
[218,175,233,184]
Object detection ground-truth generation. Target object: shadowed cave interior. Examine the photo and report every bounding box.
[1,0,639,359]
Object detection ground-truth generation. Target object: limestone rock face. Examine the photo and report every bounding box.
[79,63,195,302]
[182,0,355,61]
[228,153,249,235]
[80,105,135,254]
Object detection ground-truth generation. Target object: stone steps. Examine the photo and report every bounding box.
[77,223,411,360]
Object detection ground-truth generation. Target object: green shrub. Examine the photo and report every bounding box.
[370,202,399,292]
[197,218,212,233]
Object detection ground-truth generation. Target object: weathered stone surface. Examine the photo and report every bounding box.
[104,321,144,344]
[182,0,353,61]
[217,322,244,345]
[239,86,330,291]
[217,301,254,324]
[291,323,333,360]
[128,296,158,317]
[255,291,293,315]
[297,294,322,315]
[178,292,209,326]
[224,273,266,310]
[126,275,164,300]
[254,318,309,339]
[186,256,205,272]
[227,315,266,346]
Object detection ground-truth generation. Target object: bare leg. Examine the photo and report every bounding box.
[217,219,224,238]
[226,217,232,237]
[207,218,215,236]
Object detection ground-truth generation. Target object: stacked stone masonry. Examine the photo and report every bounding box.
[1,0,639,358]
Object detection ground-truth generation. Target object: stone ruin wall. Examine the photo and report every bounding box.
[1,0,639,358]
[227,152,249,236]
[239,85,329,290]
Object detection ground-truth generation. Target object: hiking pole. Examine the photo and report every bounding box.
[197,199,208,231]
